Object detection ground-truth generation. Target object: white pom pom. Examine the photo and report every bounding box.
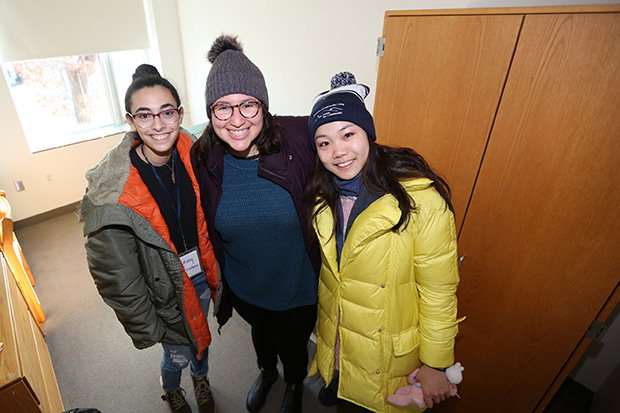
[330,72,357,89]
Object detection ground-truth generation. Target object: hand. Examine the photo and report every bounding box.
[415,364,454,408]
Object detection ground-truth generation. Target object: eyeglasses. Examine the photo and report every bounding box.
[211,100,261,121]
[128,107,181,128]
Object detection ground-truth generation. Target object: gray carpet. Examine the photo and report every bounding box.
[17,209,605,413]
[16,210,361,413]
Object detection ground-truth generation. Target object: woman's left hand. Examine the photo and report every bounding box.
[415,364,454,408]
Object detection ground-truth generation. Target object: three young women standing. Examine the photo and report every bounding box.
[81,64,219,413]
[82,46,459,413]
[191,36,319,413]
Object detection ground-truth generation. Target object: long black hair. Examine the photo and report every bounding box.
[306,141,453,237]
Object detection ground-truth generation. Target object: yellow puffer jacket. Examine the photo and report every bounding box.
[309,178,461,413]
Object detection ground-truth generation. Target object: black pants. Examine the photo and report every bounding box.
[229,289,317,383]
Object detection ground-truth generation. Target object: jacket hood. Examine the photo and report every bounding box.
[401,177,433,192]
[84,131,137,207]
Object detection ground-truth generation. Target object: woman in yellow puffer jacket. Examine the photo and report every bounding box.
[305,72,462,413]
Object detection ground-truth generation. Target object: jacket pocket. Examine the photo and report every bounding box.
[157,300,184,325]
[392,326,420,357]
[157,301,189,344]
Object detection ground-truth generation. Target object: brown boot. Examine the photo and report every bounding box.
[192,375,215,413]
[162,387,192,413]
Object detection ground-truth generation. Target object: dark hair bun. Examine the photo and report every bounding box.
[132,64,161,81]
[207,35,243,63]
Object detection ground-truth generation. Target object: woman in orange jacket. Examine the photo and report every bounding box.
[81,64,219,413]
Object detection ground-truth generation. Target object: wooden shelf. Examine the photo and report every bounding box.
[0,255,63,412]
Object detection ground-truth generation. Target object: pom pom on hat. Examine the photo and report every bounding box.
[207,35,244,63]
[331,71,357,89]
[308,71,376,152]
[204,35,269,117]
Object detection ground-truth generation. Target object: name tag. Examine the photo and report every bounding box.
[179,247,203,279]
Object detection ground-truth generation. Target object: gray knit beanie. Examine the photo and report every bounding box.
[205,35,269,118]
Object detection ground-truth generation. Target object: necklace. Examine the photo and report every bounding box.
[163,155,176,184]
[141,144,176,184]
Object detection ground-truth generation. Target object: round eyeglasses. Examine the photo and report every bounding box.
[128,107,181,128]
[211,100,261,121]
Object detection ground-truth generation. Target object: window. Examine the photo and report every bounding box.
[2,49,148,153]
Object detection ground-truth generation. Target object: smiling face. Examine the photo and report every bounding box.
[314,121,370,181]
[126,85,183,165]
[211,93,264,158]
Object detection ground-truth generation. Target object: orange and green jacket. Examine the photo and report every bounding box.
[81,130,220,355]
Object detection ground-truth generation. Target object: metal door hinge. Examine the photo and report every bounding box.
[585,320,608,341]
[377,37,386,57]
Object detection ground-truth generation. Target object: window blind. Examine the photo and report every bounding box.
[0,0,150,62]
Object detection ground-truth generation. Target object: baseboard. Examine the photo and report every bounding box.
[13,201,81,230]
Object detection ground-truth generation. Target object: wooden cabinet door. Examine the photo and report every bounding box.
[374,13,522,231]
[449,12,620,412]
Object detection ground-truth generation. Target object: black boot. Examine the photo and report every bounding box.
[246,367,279,412]
[318,375,340,406]
[280,381,303,413]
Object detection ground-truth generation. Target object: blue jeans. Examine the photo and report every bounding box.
[161,273,210,391]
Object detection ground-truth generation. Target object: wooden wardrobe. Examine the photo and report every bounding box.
[374,5,620,412]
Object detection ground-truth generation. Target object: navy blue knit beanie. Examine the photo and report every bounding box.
[308,72,376,152]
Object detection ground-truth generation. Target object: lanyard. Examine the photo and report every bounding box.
[141,145,188,251]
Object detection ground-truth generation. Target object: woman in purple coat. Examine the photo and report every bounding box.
[191,35,318,413]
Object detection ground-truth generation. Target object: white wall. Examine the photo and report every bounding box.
[178,0,619,121]
[0,0,616,222]
[0,76,123,221]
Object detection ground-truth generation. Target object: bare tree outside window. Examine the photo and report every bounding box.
[3,49,147,153]
[64,55,101,124]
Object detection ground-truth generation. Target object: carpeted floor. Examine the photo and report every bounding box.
[15,209,604,413]
[15,209,361,413]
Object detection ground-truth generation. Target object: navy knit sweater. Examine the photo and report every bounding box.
[215,153,317,311]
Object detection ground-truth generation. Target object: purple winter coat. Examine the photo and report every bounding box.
[190,115,319,326]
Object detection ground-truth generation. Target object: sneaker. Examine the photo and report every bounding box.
[192,375,215,413]
[162,387,192,413]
